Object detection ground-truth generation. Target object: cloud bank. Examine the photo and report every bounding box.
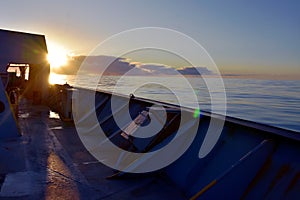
[52,55,214,76]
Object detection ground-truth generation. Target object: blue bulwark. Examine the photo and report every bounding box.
[0,80,20,138]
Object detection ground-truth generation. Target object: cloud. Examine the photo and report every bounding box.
[52,55,214,76]
[52,55,135,75]
[79,56,135,75]
[177,66,214,75]
[136,64,178,75]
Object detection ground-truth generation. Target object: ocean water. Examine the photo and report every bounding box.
[50,73,300,132]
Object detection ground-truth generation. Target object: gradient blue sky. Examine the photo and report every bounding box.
[1,0,299,77]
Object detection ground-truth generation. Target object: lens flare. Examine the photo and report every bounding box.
[193,107,201,118]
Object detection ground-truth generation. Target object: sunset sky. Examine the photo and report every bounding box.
[1,0,299,78]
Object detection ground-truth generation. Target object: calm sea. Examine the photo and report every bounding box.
[50,73,300,132]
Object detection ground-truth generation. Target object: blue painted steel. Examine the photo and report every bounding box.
[91,90,300,199]
[0,80,20,138]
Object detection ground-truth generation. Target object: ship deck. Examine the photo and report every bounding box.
[0,99,185,199]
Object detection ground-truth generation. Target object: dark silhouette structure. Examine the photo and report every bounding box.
[0,29,50,103]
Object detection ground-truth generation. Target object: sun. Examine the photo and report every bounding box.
[47,42,69,68]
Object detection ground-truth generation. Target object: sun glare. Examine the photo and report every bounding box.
[47,42,69,68]
[49,73,68,85]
